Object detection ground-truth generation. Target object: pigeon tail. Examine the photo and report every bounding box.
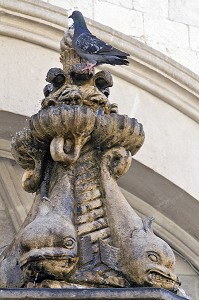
[103,49,129,58]
[100,56,129,66]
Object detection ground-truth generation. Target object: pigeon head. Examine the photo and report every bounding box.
[69,11,88,33]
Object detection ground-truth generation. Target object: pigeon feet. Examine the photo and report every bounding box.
[82,63,96,74]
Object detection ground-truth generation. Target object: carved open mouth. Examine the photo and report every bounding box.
[20,247,78,268]
[147,269,181,291]
[57,89,108,110]
[20,247,78,284]
[57,89,82,105]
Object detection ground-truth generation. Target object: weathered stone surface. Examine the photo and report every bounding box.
[169,0,199,28]
[101,0,133,9]
[50,0,94,19]
[143,16,189,48]
[189,26,199,52]
[0,287,186,299]
[94,1,144,37]
[0,211,15,250]
[133,0,168,18]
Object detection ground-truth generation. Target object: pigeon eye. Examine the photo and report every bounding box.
[65,239,75,249]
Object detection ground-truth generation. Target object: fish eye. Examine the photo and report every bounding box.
[147,251,161,263]
[148,254,158,262]
[65,238,75,249]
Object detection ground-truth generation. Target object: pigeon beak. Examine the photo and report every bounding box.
[68,13,73,19]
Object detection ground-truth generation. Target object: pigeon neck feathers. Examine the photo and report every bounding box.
[70,11,90,35]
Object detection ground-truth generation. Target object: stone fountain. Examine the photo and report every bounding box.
[0,28,188,299]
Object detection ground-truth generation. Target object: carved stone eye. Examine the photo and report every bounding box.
[148,254,158,262]
[65,239,75,249]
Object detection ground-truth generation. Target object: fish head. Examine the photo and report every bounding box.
[19,213,78,283]
[122,217,181,291]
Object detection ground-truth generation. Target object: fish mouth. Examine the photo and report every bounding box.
[20,247,78,283]
[20,247,78,269]
[147,269,181,291]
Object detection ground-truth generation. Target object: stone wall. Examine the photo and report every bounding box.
[43,0,199,75]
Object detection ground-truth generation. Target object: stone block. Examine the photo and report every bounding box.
[169,0,199,28]
[143,40,199,75]
[0,288,187,299]
[133,0,168,18]
[175,253,198,276]
[189,26,199,51]
[0,197,5,210]
[0,211,15,249]
[143,16,189,48]
[179,275,199,300]
[161,46,199,75]
[100,0,133,9]
[94,0,144,36]
[48,0,93,18]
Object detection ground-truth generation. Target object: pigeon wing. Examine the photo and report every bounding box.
[76,33,117,55]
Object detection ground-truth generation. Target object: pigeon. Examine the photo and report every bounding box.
[69,11,130,72]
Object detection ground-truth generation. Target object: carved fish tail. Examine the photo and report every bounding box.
[75,147,111,254]
[72,147,129,288]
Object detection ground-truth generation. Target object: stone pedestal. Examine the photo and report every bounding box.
[0,288,187,300]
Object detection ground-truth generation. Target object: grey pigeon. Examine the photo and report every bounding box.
[69,11,129,71]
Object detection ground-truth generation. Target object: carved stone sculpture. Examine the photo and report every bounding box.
[0,28,181,296]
